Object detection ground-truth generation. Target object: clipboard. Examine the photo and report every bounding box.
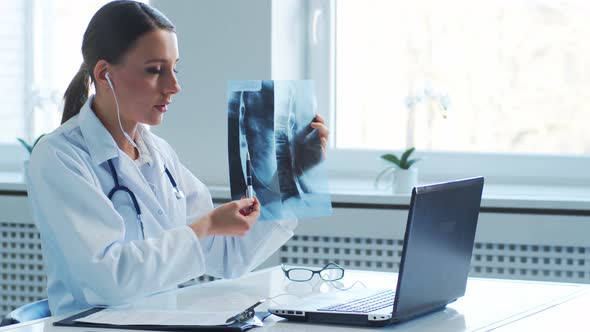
[53,307,266,332]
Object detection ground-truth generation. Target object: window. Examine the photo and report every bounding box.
[334,0,590,155]
[0,0,119,146]
[304,0,590,185]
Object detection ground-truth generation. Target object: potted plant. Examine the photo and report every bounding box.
[17,134,45,177]
[375,147,420,193]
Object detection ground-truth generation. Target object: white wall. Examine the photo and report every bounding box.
[151,0,273,187]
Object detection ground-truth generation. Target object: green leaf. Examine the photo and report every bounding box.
[380,154,401,167]
[400,147,415,165]
[32,134,45,148]
[17,138,33,154]
[405,159,420,169]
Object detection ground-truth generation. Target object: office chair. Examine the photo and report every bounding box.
[0,299,50,327]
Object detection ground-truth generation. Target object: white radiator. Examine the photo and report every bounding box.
[0,221,45,316]
[279,235,590,283]
[2,206,589,317]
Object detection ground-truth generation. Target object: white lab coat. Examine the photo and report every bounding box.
[27,95,297,316]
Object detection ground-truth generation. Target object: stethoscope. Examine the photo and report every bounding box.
[106,159,185,240]
[103,73,185,239]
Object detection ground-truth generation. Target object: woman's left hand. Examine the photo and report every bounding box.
[310,114,329,158]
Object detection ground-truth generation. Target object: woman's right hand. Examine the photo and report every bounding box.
[190,197,260,239]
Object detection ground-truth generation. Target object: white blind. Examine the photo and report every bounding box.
[0,1,26,144]
[0,0,137,145]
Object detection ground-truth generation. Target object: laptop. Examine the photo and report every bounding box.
[269,176,484,327]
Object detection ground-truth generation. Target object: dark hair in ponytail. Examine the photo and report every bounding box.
[61,0,175,124]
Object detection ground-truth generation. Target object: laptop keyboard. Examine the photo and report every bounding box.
[317,290,395,313]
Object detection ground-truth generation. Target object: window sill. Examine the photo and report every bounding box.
[0,172,26,193]
[2,172,589,213]
[208,178,590,214]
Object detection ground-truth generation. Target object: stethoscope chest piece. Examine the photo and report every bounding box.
[164,166,184,200]
[174,187,185,200]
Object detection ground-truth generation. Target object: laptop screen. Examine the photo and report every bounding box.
[392,177,484,321]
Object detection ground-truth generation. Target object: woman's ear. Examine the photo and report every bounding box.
[93,60,111,91]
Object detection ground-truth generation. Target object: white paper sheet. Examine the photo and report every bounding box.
[75,308,235,326]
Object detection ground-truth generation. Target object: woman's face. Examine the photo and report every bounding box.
[109,28,181,126]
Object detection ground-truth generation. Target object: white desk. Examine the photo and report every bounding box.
[492,290,590,331]
[0,267,588,332]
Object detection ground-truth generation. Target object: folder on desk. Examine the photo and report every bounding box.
[53,307,264,332]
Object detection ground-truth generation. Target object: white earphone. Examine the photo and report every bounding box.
[105,72,138,150]
[105,72,114,89]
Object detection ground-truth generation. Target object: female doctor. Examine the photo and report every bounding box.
[26,1,329,316]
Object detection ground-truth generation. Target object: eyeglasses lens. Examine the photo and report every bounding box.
[320,267,344,281]
[288,269,314,281]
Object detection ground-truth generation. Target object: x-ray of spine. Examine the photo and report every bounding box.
[227,80,332,221]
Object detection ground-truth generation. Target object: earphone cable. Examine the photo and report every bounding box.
[107,73,139,150]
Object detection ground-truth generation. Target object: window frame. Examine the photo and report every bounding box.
[306,0,590,187]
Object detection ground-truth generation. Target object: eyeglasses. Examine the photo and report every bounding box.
[281,262,345,282]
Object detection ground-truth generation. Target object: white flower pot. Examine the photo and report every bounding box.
[393,168,418,194]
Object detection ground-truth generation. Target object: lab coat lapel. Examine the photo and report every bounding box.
[115,156,170,233]
[148,144,185,229]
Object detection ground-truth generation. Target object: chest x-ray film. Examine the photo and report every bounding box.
[228,80,332,221]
